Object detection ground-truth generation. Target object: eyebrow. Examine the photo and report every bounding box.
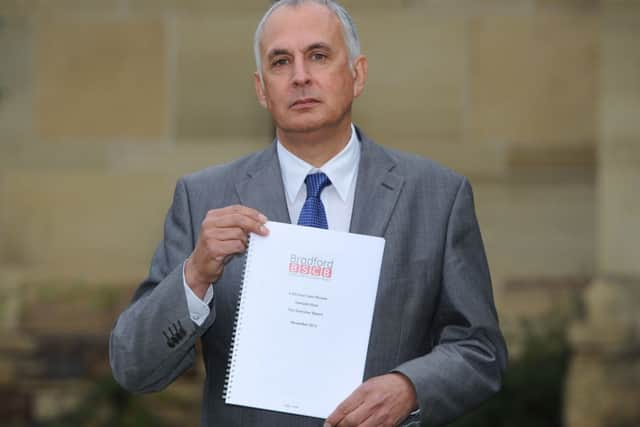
[266,43,332,61]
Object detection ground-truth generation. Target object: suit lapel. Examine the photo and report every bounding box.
[234,142,291,224]
[349,130,404,237]
[233,131,405,235]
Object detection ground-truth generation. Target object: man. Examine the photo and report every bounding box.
[109,1,507,426]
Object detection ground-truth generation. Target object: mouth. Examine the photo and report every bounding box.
[290,98,321,109]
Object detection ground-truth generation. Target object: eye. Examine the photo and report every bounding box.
[310,52,327,62]
[272,58,289,67]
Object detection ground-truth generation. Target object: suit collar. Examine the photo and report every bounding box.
[234,126,404,237]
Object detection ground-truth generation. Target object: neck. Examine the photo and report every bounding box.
[277,122,353,168]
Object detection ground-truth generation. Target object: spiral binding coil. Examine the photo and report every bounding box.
[223,234,253,401]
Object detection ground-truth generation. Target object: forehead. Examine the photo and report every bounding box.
[260,3,345,54]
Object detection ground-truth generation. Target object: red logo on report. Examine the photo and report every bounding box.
[288,254,333,280]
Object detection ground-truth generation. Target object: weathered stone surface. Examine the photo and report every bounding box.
[0,17,32,143]
[175,14,272,140]
[468,14,598,147]
[473,176,596,296]
[508,144,595,169]
[32,381,91,421]
[565,354,640,427]
[0,171,175,278]
[600,2,640,143]
[1,0,127,16]
[353,12,465,143]
[129,0,273,15]
[535,0,600,14]
[110,139,269,175]
[410,0,534,15]
[569,278,640,355]
[498,277,587,322]
[1,141,110,173]
[599,143,640,277]
[34,17,168,141]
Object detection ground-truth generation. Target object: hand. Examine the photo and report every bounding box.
[325,373,418,427]
[185,205,268,297]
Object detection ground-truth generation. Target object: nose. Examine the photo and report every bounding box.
[291,59,311,87]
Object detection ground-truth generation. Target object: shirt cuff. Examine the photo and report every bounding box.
[182,261,214,326]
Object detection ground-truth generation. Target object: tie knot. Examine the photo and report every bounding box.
[304,172,331,199]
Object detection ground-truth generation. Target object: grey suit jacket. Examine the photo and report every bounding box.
[110,128,507,427]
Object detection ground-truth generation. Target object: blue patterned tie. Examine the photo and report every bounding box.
[297,172,331,229]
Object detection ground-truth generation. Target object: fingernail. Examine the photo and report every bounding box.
[260,225,269,235]
[259,214,268,223]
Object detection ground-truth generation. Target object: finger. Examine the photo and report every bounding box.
[209,213,269,236]
[326,392,365,427]
[208,205,268,225]
[207,227,248,245]
[207,239,248,259]
[338,402,377,427]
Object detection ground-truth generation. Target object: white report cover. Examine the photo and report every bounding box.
[223,221,385,419]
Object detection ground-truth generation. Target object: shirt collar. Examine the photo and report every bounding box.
[277,123,360,204]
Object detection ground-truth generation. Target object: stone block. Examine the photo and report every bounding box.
[565,354,640,427]
[1,141,110,173]
[0,171,176,280]
[468,14,598,147]
[1,0,127,16]
[0,17,32,143]
[498,277,587,322]
[409,0,534,16]
[32,382,90,421]
[601,2,640,144]
[473,175,596,294]
[569,278,640,354]
[352,11,466,143]
[508,144,596,169]
[599,142,640,277]
[129,0,273,15]
[175,14,272,140]
[34,17,168,141]
[535,0,600,14]
[109,139,269,175]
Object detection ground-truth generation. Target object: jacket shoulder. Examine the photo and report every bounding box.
[377,144,467,190]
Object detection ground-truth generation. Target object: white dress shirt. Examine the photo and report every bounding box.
[183,124,360,326]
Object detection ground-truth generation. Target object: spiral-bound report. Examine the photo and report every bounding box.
[223,221,385,419]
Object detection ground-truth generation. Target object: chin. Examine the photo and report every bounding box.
[276,114,347,135]
[277,118,330,134]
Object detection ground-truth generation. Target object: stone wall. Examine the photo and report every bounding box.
[0,0,619,425]
[565,2,640,426]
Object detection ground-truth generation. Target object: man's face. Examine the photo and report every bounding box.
[254,3,367,135]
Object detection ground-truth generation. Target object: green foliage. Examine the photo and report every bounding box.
[38,376,168,427]
[451,320,571,427]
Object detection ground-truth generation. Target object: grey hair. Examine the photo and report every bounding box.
[253,0,361,80]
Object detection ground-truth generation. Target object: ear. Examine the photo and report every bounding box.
[254,71,268,109]
[351,55,368,99]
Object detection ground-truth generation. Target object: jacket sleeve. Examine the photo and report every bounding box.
[109,178,217,393]
[394,177,508,427]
